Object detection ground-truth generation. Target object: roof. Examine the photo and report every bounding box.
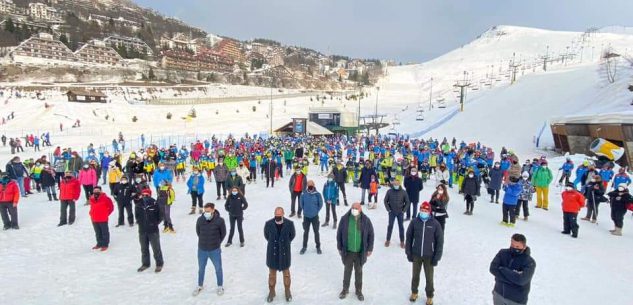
[550,112,633,125]
[274,120,333,135]
[66,90,107,97]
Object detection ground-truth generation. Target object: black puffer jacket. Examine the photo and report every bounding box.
[114,182,135,204]
[608,190,633,214]
[461,176,481,197]
[332,166,347,184]
[196,210,227,251]
[384,188,410,214]
[225,193,248,218]
[489,247,536,304]
[135,196,161,234]
[405,216,444,264]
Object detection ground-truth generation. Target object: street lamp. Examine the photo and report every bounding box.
[428,77,433,111]
[357,82,363,134]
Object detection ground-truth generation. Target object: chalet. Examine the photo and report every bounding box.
[66,90,107,103]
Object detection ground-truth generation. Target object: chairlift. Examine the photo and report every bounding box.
[416,114,424,121]
[438,101,447,108]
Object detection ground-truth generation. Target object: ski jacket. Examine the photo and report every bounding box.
[187,174,205,194]
[608,190,633,214]
[135,196,161,234]
[404,175,423,203]
[225,194,248,217]
[489,247,536,304]
[561,190,585,213]
[78,168,97,186]
[531,167,553,188]
[502,182,522,205]
[196,210,226,251]
[152,169,173,189]
[488,168,503,190]
[213,165,229,182]
[300,190,323,218]
[322,181,339,204]
[384,188,410,214]
[59,178,81,201]
[405,216,444,264]
[0,181,20,204]
[359,167,376,189]
[336,211,374,266]
[89,194,114,222]
[114,182,135,203]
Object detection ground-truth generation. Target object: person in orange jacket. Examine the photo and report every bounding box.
[561,182,585,238]
[89,186,114,251]
[0,173,20,230]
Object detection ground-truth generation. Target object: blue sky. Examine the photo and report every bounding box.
[133,0,633,62]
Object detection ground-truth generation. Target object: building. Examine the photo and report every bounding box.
[274,118,333,136]
[28,2,62,21]
[103,35,153,57]
[550,113,633,167]
[160,32,197,53]
[308,107,359,135]
[160,49,197,71]
[66,89,107,103]
[0,0,16,14]
[74,40,123,66]
[160,48,234,73]
[1,17,49,33]
[88,14,141,30]
[205,33,223,47]
[9,32,77,65]
[214,38,243,63]
[266,51,284,67]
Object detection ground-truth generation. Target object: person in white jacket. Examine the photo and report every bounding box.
[435,164,450,186]
[236,163,251,184]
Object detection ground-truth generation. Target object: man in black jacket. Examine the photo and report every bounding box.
[332,161,348,206]
[336,202,374,301]
[264,207,296,303]
[135,189,164,273]
[194,203,227,297]
[405,202,444,305]
[489,234,536,305]
[224,187,248,247]
[404,168,423,221]
[114,176,135,227]
[384,178,410,248]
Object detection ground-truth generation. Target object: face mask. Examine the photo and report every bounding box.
[135,178,142,183]
[510,247,523,256]
[231,172,236,176]
[308,186,315,191]
[494,165,500,168]
[83,166,89,169]
[393,185,400,190]
[437,190,444,195]
[274,216,283,223]
[204,212,213,220]
[411,171,418,176]
[219,163,223,166]
[565,187,573,191]
[93,192,101,197]
[590,178,596,183]
[327,178,333,182]
[522,176,528,180]
[351,209,360,217]
[296,171,301,174]
[618,187,625,192]
[468,174,474,178]
[193,171,199,175]
[418,212,430,221]
[120,180,128,184]
[159,166,165,170]
[65,175,73,180]
[231,191,238,196]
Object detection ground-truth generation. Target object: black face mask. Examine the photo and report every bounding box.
[510,247,523,256]
[274,216,283,222]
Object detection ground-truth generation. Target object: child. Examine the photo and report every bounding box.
[157,181,176,233]
[321,174,339,228]
[516,171,535,221]
[501,177,522,227]
[368,175,379,209]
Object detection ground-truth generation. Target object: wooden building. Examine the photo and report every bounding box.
[66,90,107,103]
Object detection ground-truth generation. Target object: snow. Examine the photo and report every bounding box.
[2,25,633,305]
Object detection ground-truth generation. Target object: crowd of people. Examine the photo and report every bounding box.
[2,133,633,305]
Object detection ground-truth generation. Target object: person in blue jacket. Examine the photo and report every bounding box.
[598,164,614,189]
[501,177,523,227]
[558,157,574,186]
[100,151,112,185]
[573,162,589,190]
[153,162,173,190]
[612,167,631,190]
[187,169,206,214]
[299,180,323,255]
[358,161,376,205]
[321,174,339,228]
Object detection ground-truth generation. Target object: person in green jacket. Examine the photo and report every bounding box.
[224,153,238,171]
[283,149,294,175]
[531,160,553,210]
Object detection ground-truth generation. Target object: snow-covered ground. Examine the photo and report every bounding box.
[2,25,633,304]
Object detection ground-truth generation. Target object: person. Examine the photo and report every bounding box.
[135,188,164,273]
[288,167,307,218]
[152,161,173,189]
[558,157,574,186]
[187,169,206,215]
[40,164,57,201]
[79,164,97,205]
[561,182,585,238]
[58,171,80,226]
[405,202,444,305]
[404,167,423,220]
[264,207,296,303]
[581,174,605,223]
[489,234,536,305]
[224,186,248,247]
[531,160,552,210]
[607,183,633,236]
[0,173,20,230]
[322,174,339,228]
[113,176,135,227]
[429,184,449,231]
[225,169,245,195]
[264,156,278,188]
[368,175,379,209]
[488,162,504,203]
[5,156,28,197]
[88,186,114,251]
[359,161,376,205]
[516,172,534,221]
[299,180,323,255]
[213,159,229,200]
[107,163,123,194]
[384,178,410,248]
[157,181,176,233]
[461,169,480,215]
[332,161,349,206]
[193,203,227,296]
[336,202,374,301]
[501,178,522,227]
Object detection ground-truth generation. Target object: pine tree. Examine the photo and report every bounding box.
[148,67,156,80]
[59,34,69,48]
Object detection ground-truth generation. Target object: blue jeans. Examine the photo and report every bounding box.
[387,211,404,242]
[198,248,223,287]
[16,177,25,196]
[320,162,328,172]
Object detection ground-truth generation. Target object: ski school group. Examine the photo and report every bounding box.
[1,134,632,305]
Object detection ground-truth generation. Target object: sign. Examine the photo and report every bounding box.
[293,118,307,134]
[318,113,332,119]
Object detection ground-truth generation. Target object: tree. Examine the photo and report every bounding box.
[197,71,202,81]
[59,34,69,48]
[148,67,156,80]
[361,71,370,85]
[5,18,15,33]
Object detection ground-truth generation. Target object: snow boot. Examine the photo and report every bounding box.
[321,222,329,227]
[409,293,418,302]
[384,240,390,247]
[591,219,597,224]
[611,227,623,236]
[317,248,322,255]
[425,297,433,305]
[289,212,296,218]
[523,216,528,221]
[344,198,348,206]
[339,289,348,299]
[356,291,364,301]
[285,289,292,302]
[155,265,163,273]
[100,247,108,252]
[400,242,405,249]
[217,287,224,296]
[199,208,203,214]
[137,265,150,272]
[300,248,306,255]
[189,207,196,215]
[225,242,232,247]
[580,217,590,221]
[53,194,58,201]
[240,242,245,247]
[47,194,52,201]
[333,222,337,229]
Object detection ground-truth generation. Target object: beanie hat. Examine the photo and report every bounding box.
[420,201,431,211]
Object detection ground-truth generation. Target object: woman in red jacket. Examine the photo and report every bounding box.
[561,182,585,238]
[89,186,114,251]
[59,171,81,226]
[0,174,20,230]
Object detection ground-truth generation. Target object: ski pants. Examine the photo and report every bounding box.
[140,232,164,267]
[515,199,529,217]
[59,200,75,224]
[302,216,321,249]
[502,204,517,224]
[337,181,347,202]
[563,212,579,235]
[190,191,203,208]
[117,200,134,225]
[325,202,337,224]
[535,187,549,209]
[215,182,226,198]
[228,215,244,243]
[0,202,18,228]
[290,191,302,215]
[83,185,94,201]
[342,252,363,292]
[611,208,626,229]
[406,201,419,219]
[585,201,600,221]
[92,222,110,247]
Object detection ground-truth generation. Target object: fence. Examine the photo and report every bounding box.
[145,92,319,106]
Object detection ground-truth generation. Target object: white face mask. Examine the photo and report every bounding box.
[411,171,418,176]
[618,187,625,192]
[437,190,444,195]
[468,174,474,178]
[351,209,360,217]
[565,187,573,191]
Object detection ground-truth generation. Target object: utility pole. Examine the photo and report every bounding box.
[428,78,433,111]
[357,83,362,134]
[510,53,521,84]
[454,71,471,112]
[269,76,273,135]
[374,86,380,135]
[542,45,549,71]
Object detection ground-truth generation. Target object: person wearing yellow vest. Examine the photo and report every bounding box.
[157,181,176,233]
